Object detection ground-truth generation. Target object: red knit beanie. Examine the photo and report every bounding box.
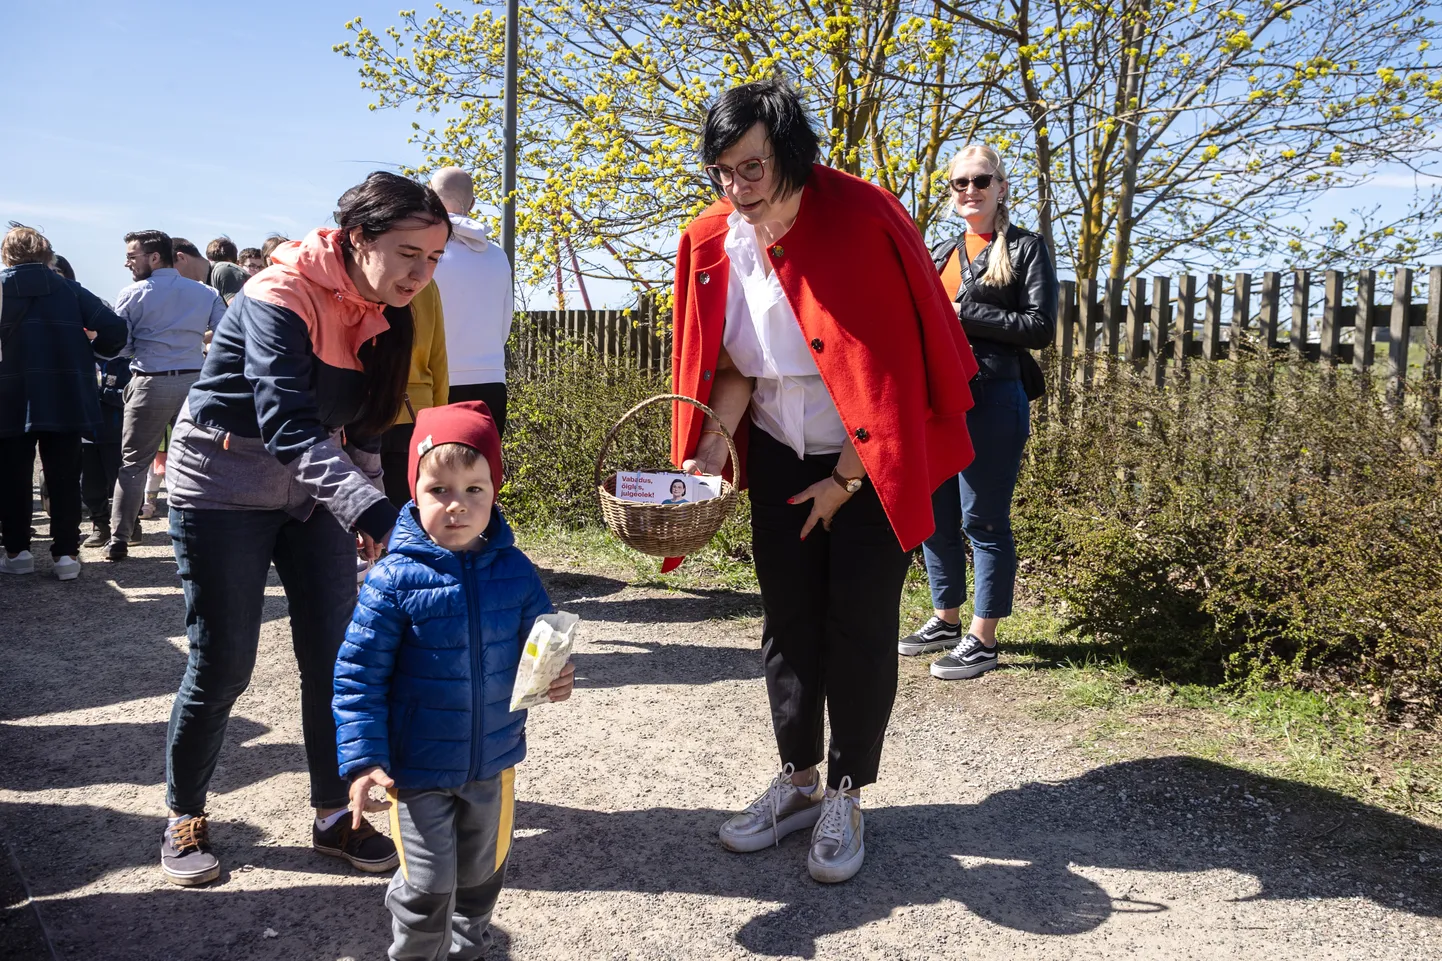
[407,401,504,501]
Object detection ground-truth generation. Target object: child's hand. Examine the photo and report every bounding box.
[548,661,576,702]
[348,766,395,829]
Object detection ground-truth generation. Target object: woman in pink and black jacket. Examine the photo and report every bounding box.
[157,172,452,887]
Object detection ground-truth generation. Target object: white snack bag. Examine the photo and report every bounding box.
[509,611,580,711]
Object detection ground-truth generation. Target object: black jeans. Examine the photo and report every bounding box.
[0,431,82,558]
[380,422,416,509]
[81,441,122,523]
[166,505,356,814]
[448,383,508,436]
[748,426,912,789]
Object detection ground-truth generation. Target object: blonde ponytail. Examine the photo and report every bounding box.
[981,201,1014,287]
[951,143,1014,287]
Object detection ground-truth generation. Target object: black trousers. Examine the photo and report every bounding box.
[0,431,83,558]
[81,441,122,522]
[448,382,508,436]
[380,422,416,509]
[748,425,912,789]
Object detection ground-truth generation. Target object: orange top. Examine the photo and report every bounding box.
[939,232,994,300]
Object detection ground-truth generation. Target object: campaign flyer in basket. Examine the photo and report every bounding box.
[615,472,723,505]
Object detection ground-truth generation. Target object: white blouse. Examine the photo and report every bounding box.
[721,212,847,458]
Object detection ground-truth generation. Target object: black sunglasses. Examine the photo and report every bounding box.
[948,174,996,192]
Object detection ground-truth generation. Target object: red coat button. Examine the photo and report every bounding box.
[810,338,823,352]
[853,427,869,442]
[702,369,712,381]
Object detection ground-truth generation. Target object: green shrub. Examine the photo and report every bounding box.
[1017,347,1442,717]
[502,341,753,565]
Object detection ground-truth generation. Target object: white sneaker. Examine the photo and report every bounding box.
[807,778,865,883]
[53,555,81,581]
[0,551,36,575]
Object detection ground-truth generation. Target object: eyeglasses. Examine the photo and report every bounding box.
[947,174,996,192]
[704,155,773,187]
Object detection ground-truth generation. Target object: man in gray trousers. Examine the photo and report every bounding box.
[104,230,225,560]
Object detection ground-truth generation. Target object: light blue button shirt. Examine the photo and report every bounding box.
[114,268,226,374]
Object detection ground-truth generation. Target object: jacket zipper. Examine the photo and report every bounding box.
[463,552,483,781]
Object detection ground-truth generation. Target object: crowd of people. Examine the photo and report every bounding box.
[0,77,1054,960]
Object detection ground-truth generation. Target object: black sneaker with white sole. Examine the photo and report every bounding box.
[930,634,999,680]
[898,615,963,656]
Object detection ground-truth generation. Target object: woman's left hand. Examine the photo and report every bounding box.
[791,478,854,539]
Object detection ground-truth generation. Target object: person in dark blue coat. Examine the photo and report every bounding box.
[334,400,574,961]
[0,225,127,580]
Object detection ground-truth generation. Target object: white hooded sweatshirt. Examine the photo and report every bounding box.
[432,214,514,386]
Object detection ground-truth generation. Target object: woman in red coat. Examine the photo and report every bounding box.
[671,79,978,883]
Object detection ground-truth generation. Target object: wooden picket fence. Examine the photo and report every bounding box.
[509,267,1442,422]
[1051,267,1442,400]
[510,298,672,379]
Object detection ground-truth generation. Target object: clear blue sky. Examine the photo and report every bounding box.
[0,1,431,303]
[3,2,1436,308]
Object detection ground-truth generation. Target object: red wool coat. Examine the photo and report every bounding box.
[670,164,980,551]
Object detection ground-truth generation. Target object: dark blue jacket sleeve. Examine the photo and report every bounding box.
[238,297,397,537]
[71,282,128,358]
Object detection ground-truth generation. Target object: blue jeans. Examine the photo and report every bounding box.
[165,506,356,814]
[922,377,1031,618]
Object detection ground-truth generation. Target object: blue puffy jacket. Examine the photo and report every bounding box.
[333,504,552,789]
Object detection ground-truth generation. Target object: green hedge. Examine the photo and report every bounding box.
[1015,350,1441,716]
[502,342,1441,716]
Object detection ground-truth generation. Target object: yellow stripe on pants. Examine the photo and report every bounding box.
[387,787,408,881]
[496,768,515,872]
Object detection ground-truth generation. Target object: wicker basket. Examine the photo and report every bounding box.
[595,394,740,557]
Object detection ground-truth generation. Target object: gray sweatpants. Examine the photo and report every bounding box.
[387,770,514,961]
[109,372,196,543]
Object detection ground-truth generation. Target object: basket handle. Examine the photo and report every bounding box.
[593,393,740,492]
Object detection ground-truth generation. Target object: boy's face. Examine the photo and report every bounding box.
[415,453,495,551]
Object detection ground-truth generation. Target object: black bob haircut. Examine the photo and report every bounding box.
[701,78,819,201]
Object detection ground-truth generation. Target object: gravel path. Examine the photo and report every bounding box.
[2,512,1440,960]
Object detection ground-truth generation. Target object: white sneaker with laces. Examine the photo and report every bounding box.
[53,555,81,581]
[807,777,865,883]
[0,550,36,575]
[718,763,824,852]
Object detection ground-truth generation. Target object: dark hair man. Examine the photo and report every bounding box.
[106,230,226,560]
[206,237,239,263]
[175,237,247,304]
[238,247,266,275]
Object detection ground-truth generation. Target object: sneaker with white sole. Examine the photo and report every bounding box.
[807,777,865,883]
[718,763,824,852]
[53,555,81,581]
[930,634,999,680]
[898,615,963,656]
[0,551,35,575]
[160,815,221,886]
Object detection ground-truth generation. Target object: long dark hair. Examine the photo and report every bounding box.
[335,171,452,439]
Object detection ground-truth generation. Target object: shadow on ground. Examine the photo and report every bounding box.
[0,716,305,794]
[572,639,764,688]
[502,756,1442,958]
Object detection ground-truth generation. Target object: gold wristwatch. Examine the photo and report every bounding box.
[831,468,864,494]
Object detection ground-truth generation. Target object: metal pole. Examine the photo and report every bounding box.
[501,0,519,268]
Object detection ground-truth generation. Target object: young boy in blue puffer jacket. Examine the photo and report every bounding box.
[334,400,575,961]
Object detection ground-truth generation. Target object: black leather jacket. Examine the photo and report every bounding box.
[930,224,1058,380]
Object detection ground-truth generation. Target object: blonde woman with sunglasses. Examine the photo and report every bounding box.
[898,144,1058,679]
